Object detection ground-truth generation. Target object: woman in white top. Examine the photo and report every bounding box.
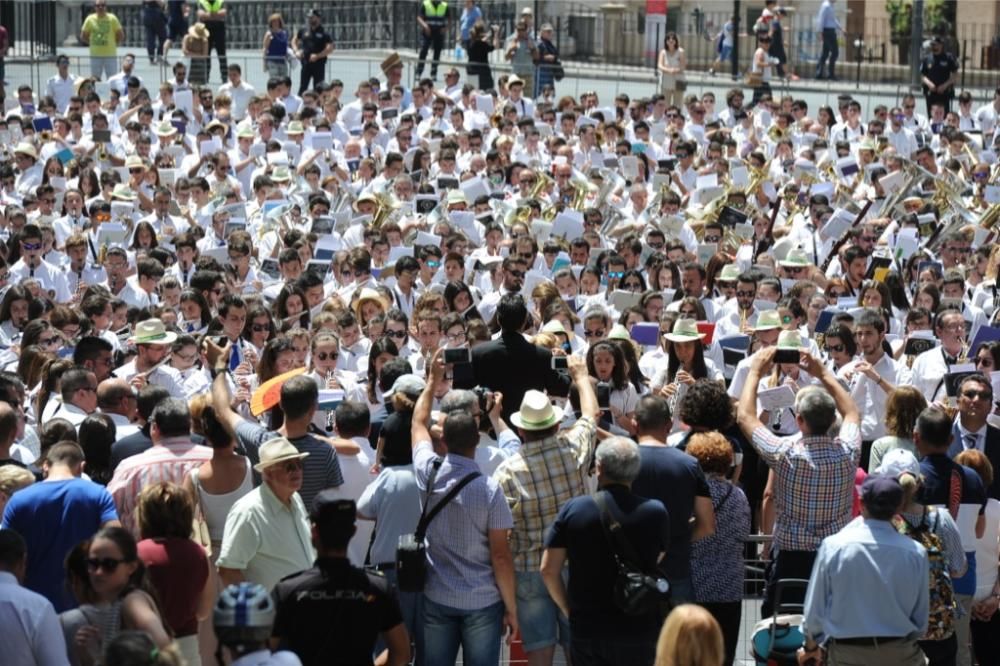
[306,331,365,433]
[750,33,775,107]
[587,340,639,435]
[657,32,686,108]
[653,319,724,433]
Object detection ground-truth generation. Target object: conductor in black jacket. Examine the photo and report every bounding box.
[456,293,570,425]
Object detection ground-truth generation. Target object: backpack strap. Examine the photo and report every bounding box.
[594,490,645,570]
[948,468,962,520]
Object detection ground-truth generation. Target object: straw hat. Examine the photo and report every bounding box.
[507,74,525,87]
[13,142,37,160]
[778,248,811,268]
[236,124,255,139]
[286,120,305,135]
[445,190,468,207]
[189,22,210,39]
[128,318,177,346]
[154,120,178,137]
[271,166,292,182]
[511,390,564,431]
[352,192,378,212]
[753,310,782,331]
[111,183,138,201]
[718,264,740,281]
[354,288,389,318]
[253,437,309,473]
[124,155,145,170]
[664,318,706,343]
[607,324,630,340]
[380,52,403,76]
[776,329,805,349]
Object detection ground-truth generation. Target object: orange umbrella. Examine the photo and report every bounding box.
[249,367,307,416]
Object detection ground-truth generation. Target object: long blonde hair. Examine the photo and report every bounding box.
[655,604,724,666]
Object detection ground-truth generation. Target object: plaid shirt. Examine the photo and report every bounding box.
[752,422,860,551]
[494,416,597,571]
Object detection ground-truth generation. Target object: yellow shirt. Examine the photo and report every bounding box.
[82,13,122,57]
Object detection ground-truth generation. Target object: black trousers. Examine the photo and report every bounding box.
[416,28,445,79]
[206,21,227,82]
[816,28,838,78]
[919,633,957,666]
[925,91,954,116]
[762,548,816,618]
[971,609,1000,666]
[143,11,167,61]
[700,601,741,666]
[571,635,656,666]
[299,59,326,95]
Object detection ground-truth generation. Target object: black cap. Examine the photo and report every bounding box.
[308,9,322,19]
[310,490,356,526]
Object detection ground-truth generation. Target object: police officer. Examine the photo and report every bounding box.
[292,9,334,96]
[920,35,959,115]
[271,493,411,666]
[416,0,449,81]
[196,0,227,83]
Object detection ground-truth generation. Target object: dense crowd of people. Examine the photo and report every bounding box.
[4,2,1000,663]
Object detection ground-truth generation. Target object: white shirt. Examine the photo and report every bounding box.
[52,402,92,428]
[910,346,957,403]
[839,353,912,440]
[218,80,256,120]
[11,257,71,303]
[325,436,376,567]
[0,571,69,666]
[45,74,76,113]
[114,360,187,400]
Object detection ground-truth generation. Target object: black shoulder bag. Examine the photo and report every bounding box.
[594,490,671,616]
[396,458,481,592]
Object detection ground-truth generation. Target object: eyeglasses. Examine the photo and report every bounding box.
[825,344,845,353]
[679,310,698,317]
[38,336,60,346]
[315,351,339,361]
[962,390,992,401]
[446,331,466,342]
[385,330,407,339]
[251,324,269,333]
[584,329,606,338]
[86,557,124,572]
[903,104,915,109]
[174,352,198,362]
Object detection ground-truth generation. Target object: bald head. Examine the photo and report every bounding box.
[97,378,136,420]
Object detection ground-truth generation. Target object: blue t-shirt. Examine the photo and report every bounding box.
[2,478,118,611]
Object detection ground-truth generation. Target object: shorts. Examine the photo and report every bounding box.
[169,19,188,41]
[719,45,733,62]
[515,570,570,652]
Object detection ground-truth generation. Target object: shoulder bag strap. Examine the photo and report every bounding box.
[414,470,482,541]
[412,457,443,532]
[594,490,645,570]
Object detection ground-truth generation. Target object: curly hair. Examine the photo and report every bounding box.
[678,379,734,430]
[885,386,927,438]
[686,432,734,475]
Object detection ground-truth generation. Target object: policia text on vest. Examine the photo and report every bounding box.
[416,0,449,81]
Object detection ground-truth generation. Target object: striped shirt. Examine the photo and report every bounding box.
[234,421,344,511]
[106,437,213,534]
[414,440,513,611]
[493,416,597,571]
[752,422,860,551]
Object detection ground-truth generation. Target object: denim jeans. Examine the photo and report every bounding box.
[422,597,503,666]
[374,569,423,664]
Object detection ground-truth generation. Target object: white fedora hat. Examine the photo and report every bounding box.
[253,437,309,473]
[128,318,177,346]
[510,390,564,431]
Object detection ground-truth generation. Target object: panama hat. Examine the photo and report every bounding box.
[285,120,305,135]
[754,309,782,331]
[189,22,210,39]
[354,288,390,317]
[124,155,145,170]
[13,142,37,160]
[511,389,564,431]
[445,190,469,207]
[236,124,255,139]
[129,318,177,346]
[380,52,403,76]
[778,247,812,268]
[507,74,525,88]
[111,183,138,201]
[154,120,178,137]
[608,324,631,340]
[270,165,292,182]
[718,264,741,281]
[253,437,309,473]
[776,329,805,349]
[664,318,706,343]
[352,192,378,212]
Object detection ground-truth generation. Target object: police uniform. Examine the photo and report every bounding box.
[271,557,403,665]
[295,19,333,95]
[416,0,448,80]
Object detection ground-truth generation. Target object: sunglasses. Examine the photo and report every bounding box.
[703,235,721,243]
[86,557,125,572]
[21,241,41,250]
[385,330,407,339]
[825,344,845,353]
[736,290,756,298]
[250,324,269,333]
[281,460,304,472]
[584,329,606,338]
[976,356,994,366]
[962,390,992,401]
[39,336,60,346]
[607,271,624,279]
[507,269,525,279]
[129,168,143,174]
[315,351,338,361]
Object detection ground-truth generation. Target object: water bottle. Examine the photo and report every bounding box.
[454,44,464,60]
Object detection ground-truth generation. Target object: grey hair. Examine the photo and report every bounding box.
[150,397,192,438]
[595,436,642,485]
[439,389,477,414]
[795,386,837,435]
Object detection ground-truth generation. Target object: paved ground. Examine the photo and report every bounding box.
[8,44,997,117]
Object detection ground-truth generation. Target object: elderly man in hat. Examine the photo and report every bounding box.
[12,142,42,198]
[271,493,410,665]
[217,437,316,591]
[381,52,413,109]
[799,473,928,666]
[292,9,333,95]
[493,356,598,666]
[114,318,187,398]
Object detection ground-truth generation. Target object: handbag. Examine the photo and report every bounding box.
[676,79,687,92]
[745,70,764,87]
[188,470,213,558]
[553,62,565,81]
[396,458,481,592]
[594,491,671,616]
